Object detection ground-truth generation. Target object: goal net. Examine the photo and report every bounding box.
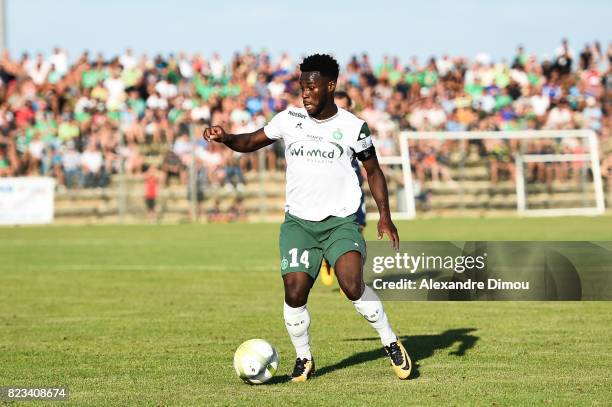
[376,130,605,219]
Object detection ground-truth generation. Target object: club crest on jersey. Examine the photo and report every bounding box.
[281,257,289,270]
[332,129,343,140]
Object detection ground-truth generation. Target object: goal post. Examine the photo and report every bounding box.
[376,129,606,219]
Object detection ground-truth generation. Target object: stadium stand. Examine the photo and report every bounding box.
[0,41,610,221]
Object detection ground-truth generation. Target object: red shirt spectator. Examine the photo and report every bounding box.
[145,169,158,199]
[14,104,34,126]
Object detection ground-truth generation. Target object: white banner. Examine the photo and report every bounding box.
[0,177,55,225]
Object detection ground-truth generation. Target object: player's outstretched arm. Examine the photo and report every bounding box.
[202,126,275,153]
[362,154,400,250]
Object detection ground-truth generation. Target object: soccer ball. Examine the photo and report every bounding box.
[233,339,279,384]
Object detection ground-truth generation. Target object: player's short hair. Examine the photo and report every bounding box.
[300,54,339,80]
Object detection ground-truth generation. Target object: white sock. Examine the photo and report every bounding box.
[283,302,312,360]
[352,285,397,347]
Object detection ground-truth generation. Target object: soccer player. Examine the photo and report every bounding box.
[203,54,411,381]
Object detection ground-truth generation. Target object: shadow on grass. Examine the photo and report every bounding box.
[316,328,479,379]
[266,375,292,384]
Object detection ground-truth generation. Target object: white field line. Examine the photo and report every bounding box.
[1,239,196,245]
[1,264,276,272]
[0,264,278,277]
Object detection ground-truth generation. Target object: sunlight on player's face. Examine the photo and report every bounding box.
[299,71,327,116]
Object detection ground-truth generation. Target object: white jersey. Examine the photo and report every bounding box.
[264,107,374,221]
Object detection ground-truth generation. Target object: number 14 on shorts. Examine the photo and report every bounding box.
[288,248,309,268]
[281,248,310,270]
[280,247,320,277]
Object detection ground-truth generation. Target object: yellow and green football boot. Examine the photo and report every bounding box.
[383,340,412,380]
[290,358,315,382]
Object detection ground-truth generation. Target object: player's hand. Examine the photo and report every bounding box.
[203,126,227,143]
[377,215,399,251]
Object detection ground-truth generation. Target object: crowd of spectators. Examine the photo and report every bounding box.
[0,40,610,191]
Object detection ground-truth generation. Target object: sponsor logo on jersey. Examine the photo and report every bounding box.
[288,111,308,119]
[296,122,303,129]
[287,140,344,160]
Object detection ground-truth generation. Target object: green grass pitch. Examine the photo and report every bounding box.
[1,217,611,406]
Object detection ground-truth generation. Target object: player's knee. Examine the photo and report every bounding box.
[285,290,308,308]
[283,273,312,307]
[343,282,364,301]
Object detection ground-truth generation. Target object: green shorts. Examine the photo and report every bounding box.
[279,212,366,280]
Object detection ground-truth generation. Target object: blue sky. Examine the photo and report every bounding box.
[6,0,611,63]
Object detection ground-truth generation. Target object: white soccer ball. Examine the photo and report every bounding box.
[233,339,279,384]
